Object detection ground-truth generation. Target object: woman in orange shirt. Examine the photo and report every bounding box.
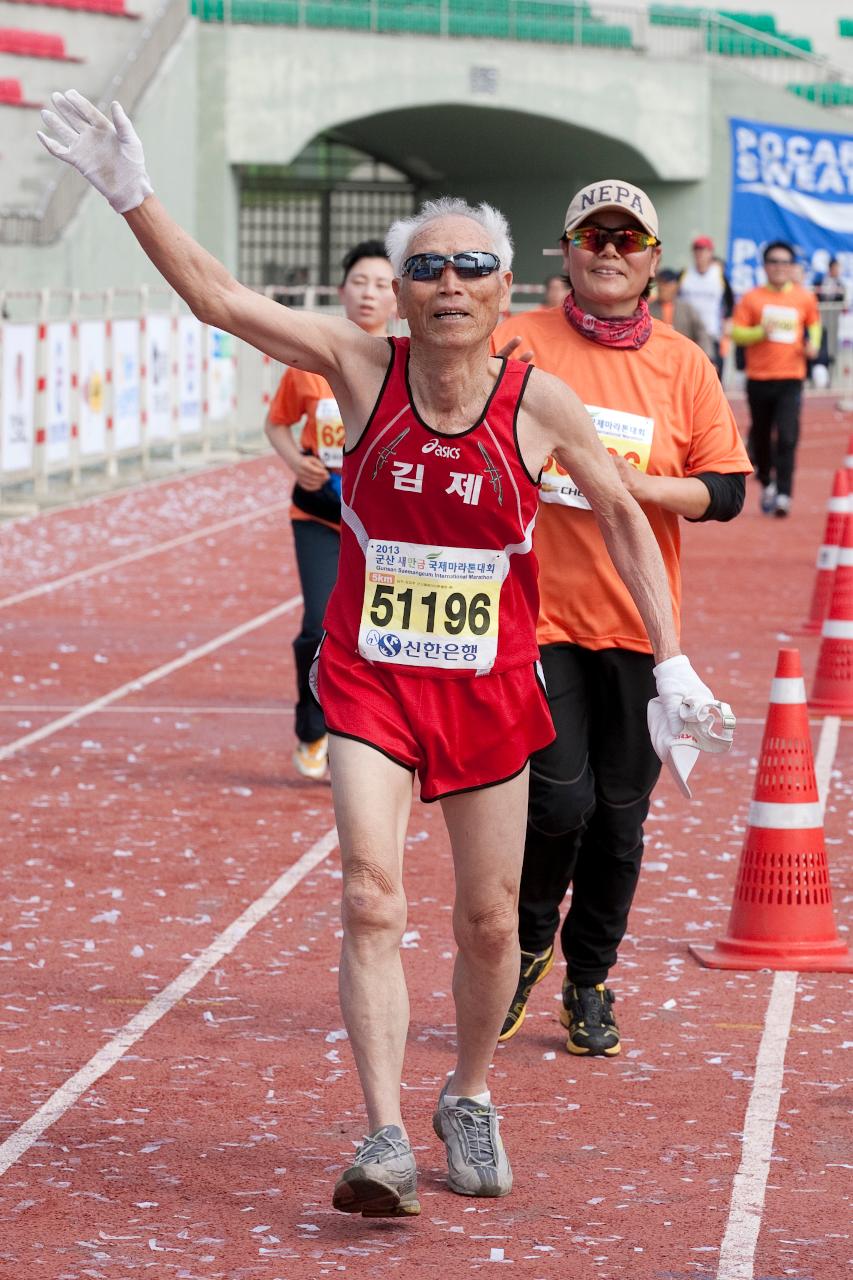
[492,182,751,1056]
[265,241,396,779]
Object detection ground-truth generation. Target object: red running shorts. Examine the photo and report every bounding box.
[315,634,555,802]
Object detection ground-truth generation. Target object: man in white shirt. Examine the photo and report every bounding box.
[679,236,733,379]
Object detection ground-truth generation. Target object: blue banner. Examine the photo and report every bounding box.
[728,116,853,294]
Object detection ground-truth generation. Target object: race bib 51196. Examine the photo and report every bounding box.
[358,540,507,671]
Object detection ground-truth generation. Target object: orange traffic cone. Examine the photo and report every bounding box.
[810,504,853,713]
[801,468,848,634]
[691,648,853,971]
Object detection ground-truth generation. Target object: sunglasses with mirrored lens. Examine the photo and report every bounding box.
[567,226,660,255]
[401,251,501,281]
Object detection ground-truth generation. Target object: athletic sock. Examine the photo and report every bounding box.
[442,1089,491,1108]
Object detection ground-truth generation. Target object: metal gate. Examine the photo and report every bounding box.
[238,139,417,298]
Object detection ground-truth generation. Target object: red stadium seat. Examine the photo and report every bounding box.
[0,28,75,58]
[3,0,137,15]
[0,78,24,104]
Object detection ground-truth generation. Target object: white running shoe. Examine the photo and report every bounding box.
[432,1085,513,1197]
[293,735,328,780]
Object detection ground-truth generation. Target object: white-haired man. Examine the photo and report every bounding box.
[39,93,732,1217]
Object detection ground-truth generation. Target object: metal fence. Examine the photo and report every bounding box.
[4,283,848,510]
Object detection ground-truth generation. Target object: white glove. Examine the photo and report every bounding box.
[37,90,152,214]
[648,654,735,798]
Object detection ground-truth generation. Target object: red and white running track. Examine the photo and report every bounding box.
[0,413,849,1280]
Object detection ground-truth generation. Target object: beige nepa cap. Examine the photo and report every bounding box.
[563,179,659,239]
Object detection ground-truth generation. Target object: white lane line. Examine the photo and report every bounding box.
[0,499,290,610]
[715,972,798,1280]
[0,825,339,1177]
[0,596,301,761]
[3,705,295,716]
[715,714,839,1280]
[814,715,840,805]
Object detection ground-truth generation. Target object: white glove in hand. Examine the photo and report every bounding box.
[37,90,152,214]
[647,654,735,798]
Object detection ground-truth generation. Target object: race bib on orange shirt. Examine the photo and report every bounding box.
[760,305,799,345]
[315,397,345,469]
[540,404,655,510]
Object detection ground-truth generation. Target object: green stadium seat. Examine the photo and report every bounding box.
[788,81,853,107]
[377,0,440,35]
[305,1,371,30]
[648,4,704,28]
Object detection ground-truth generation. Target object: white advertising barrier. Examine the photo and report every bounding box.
[207,326,235,423]
[46,321,72,465]
[178,314,203,436]
[146,312,172,441]
[1,323,37,474]
[78,320,107,457]
[113,318,141,451]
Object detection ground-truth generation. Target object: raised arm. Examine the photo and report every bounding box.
[36,91,379,387]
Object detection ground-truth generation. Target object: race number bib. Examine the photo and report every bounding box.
[760,305,799,345]
[540,404,655,510]
[315,397,344,468]
[358,540,507,671]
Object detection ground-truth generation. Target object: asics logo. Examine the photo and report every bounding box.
[422,439,461,459]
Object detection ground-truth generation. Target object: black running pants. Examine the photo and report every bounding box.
[291,518,339,744]
[518,643,661,986]
[746,377,803,498]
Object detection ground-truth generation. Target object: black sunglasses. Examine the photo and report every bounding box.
[401,251,501,281]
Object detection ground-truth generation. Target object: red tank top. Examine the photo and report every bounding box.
[323,337,541,677]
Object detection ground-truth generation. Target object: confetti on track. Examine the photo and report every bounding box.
[0,422,849,1277]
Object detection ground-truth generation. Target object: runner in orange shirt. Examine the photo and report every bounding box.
[492,180,751,1057]
[732,241,821,518]
[265,242,396,779]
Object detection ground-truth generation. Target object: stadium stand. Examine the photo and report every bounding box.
[0,27,81,56]
[5,0,136,14]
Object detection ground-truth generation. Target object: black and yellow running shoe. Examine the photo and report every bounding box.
[560,981,621,1056]
[498,945,554,1042]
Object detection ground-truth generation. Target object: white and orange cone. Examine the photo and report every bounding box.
[811,502,853,714]
[801,468,848,634]
[691,648,853,971]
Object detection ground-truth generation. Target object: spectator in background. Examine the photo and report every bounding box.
[542,273,570,308]
[813,258,848,387]
[678,235,733,379]
[732,240,821,518]
[649,268,713,357]
[265,240,396,779]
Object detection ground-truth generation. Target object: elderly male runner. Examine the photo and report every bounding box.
[39,92,733,1218]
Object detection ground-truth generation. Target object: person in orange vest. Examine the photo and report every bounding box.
[492,180,750,1059]
[732,241,821,518]
[264,241,396,780]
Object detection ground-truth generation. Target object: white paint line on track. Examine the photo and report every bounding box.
[0,825,339,1177]
[3,704,295,715]
[715,971,798,1280]
[715,714,839,1280]
[0,499,290,610]
[0,596,302,761]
